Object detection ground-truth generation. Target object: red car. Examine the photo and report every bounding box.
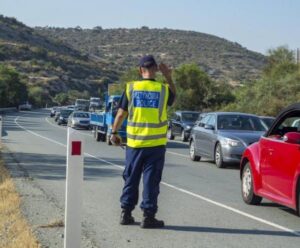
[240,103,300,216]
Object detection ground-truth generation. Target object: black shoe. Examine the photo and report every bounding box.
[120,210,135,225]
[140,216,165,228]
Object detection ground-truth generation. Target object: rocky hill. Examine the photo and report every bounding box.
[0,15,118,103]
[36,26,266,84]
[0,14,267,106]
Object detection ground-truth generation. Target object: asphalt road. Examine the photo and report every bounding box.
[2,110,300,248]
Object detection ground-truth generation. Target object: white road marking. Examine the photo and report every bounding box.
[15,116,67,147]
[19,110,49,115]
[169,139,189,145]
[162,182,300,236]
[12,115,300,237]
[45,117,66,130]
[166,150,189,158]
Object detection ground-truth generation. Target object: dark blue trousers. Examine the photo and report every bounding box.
[120,146,166,215]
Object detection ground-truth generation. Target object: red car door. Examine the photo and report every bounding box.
[260,137,299,205]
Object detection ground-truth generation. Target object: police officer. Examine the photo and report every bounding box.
[110,55,176,228]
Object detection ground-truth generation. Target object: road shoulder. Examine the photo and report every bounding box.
[1,145,96,248]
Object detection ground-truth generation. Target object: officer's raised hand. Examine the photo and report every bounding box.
[159,63,172,80]
[159,63,176,96]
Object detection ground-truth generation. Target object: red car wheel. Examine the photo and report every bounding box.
[241,162,262,205]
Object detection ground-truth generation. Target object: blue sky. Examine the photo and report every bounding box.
[1,0,299,54]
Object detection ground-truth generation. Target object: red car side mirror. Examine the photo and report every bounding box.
[283,132,300,144]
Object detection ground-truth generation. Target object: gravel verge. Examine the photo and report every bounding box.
[1,146,98,248]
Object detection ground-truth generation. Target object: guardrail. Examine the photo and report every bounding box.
[0,107,17,114]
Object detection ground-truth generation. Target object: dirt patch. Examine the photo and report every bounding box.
[39,219,64,228]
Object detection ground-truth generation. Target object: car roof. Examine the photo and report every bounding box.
[73,111,89,114]
[205,112,258,117]
[175,111,201,114]
[259,116,275,119]
[108,95,121,102]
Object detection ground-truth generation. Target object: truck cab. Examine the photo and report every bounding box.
[89,97,102,111]
[75,99,90,111]
[90,95,127,145]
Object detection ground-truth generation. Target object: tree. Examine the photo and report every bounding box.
[67,89,90,104]
[0,65,27,107]
[53,92,69,106]
[263,46,298,79]
[173,64,234,111]
[173,64,211,111]
[109,67,140,95]
[108,64,234,112]
[223,46,300,116]
[28,86,50,107]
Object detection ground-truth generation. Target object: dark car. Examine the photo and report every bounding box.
[167,111,200,142]
[57,109,73,125]
[240,103,300,216]
[54,109,61,122]
[50,106,60,117]
[189,112,267,168]
[195,113,207,126]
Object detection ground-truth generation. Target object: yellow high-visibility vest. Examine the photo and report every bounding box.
[126,80,169,148]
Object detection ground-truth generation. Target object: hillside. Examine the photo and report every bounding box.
[0,15,118,103]
[36,26,266,84]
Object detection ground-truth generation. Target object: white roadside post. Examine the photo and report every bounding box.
[0,115,2,146]
[64,127,84,248]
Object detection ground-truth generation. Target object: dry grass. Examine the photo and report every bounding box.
[0,150,40,248]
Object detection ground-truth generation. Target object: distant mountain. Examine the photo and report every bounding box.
[36,26,266,84]
[0,15,118,102]
[0,14,267,106]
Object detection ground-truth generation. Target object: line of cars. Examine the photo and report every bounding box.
[167,111,275,168]
[49,95,125,145]
[50,106,91,129]
[49,102,300,216]
[49,97,102,128]
[168,107,300,217]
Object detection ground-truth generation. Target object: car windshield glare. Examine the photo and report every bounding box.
[217,115,266,131]
[261,118,274,128]
[73,113,89,118]
[182,113,199,122]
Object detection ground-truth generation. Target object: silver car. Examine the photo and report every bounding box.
[68,111,90,129]
[189,112,267,168]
